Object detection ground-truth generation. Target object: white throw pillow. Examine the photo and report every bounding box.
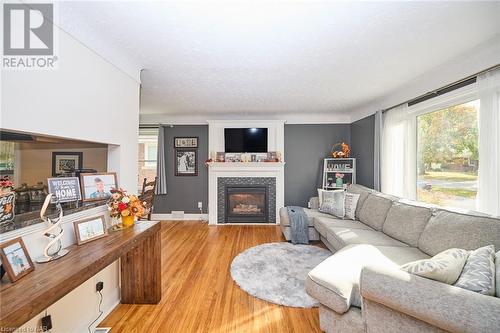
[401,248,469,284]
[454,245,496,295]
[319,190,345,218]
[344,192,360,220]
[317,189,329,206]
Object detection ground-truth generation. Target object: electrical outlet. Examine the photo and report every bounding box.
[96,281,104,292]
[41,314,52,331]
[198,202,203,209]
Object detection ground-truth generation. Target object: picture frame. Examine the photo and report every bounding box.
[175,149,198,176]
[174,137,198,148]
[73,215,108,245]
[224,153,242,162]
[0,237,34,282]
[80,172,118,202]
[47,177,82,203]
[52,152,83,176]
[216,152,225,162]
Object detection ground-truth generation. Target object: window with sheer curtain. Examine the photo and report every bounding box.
[381,68,500,216]
[138,127,158,192]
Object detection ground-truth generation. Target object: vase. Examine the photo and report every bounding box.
[336,178,343,187]
[121,215,135,228]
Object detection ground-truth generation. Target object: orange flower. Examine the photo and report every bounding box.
[121,209,130,216]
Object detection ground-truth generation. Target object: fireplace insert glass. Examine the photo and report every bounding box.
[226,186,268,223]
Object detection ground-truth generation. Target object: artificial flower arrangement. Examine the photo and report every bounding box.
[0,176,14,195]
[107,188,147,220]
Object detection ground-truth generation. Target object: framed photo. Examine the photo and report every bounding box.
[175,149,198,176]
[0,237,34,282]
[52,152,83,176]
[224,153,241,162]
[174,137,198,148]
[80,172,118,202]
[47,177,82,203]
[216,152,225,162]
[73,215,108,245]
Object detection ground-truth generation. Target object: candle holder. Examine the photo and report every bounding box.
[36,194,69,263]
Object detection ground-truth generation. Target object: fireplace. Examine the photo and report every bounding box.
[225,186,268,223]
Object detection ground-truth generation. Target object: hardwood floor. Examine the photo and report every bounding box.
[100,221,323,333]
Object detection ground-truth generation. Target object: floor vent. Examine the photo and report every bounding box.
[94,328,112,333]
[171,211,185,219]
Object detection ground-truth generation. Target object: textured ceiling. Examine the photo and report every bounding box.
[58,1,500,120]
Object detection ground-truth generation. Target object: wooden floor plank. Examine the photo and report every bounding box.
[100,221,322,333]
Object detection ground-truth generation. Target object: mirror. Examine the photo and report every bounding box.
[0,130,109,233]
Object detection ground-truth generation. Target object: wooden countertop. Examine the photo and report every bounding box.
[0,220,161,330]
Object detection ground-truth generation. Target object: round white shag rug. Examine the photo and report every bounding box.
[230,242,331,308]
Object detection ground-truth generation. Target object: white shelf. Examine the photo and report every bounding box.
[322,158,356,190]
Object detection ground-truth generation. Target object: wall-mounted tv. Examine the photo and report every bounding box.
[224,128,268,153]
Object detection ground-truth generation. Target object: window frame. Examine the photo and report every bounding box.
[410,83,480,210]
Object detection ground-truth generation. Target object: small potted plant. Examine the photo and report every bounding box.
[107,188,147,228]
[335,173,345,188]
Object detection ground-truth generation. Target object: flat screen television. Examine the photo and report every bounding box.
[224,128,268,153]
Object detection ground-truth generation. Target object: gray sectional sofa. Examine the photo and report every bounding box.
[279,184,500,333]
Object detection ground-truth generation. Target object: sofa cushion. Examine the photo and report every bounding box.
[279,207,331,226]
[382,201,432,247]
[358,193,396,231]
[306,244,429,313]
[418,209,500,256]
[346,184,373,218]
[326,227,409,250]
[401,248,469,284]
[454,245,496,295]
[313,216,373,238]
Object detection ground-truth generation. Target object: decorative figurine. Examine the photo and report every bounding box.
[36,194,69,263]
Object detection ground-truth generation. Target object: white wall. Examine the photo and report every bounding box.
[349,35,500,122]
[1,21,140,332]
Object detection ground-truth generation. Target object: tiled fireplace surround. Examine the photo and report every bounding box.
[217,177,277,224]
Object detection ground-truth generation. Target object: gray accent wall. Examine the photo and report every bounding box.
[153,125,208,214]
[284,124,351,207]
[350,115,375,188]
[153,121,376,212]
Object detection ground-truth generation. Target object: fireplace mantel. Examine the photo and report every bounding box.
[208,162,285,225]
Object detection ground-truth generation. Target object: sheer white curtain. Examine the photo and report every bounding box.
[477,68,500,216]
[381,104,417,199]
[156,125,167,194]
[373,110,383,191]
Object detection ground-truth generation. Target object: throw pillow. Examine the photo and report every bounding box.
[401,248,469,284]
[454,245,496,295]
[317,189,335,206]
[496,250,500,297]
[319,190,345,218]
[344,192,360,220]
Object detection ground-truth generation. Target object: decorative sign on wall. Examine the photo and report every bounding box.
[0,192,15,224]
[47,177,82,203]
[174,137,198,148]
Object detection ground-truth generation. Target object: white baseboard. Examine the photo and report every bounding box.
[151,213,208,221]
